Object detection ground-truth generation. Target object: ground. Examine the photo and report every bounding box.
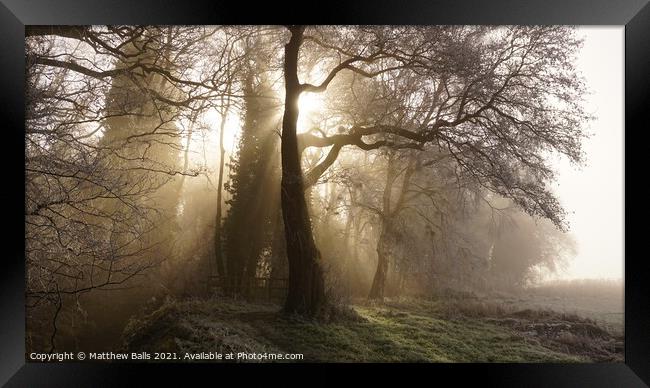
[121,291,623,363]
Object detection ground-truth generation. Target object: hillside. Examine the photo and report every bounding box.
[121,296,623,363]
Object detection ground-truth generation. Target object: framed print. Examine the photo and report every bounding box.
[0,0,647,386]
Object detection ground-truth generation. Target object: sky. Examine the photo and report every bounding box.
[549,26,624,280]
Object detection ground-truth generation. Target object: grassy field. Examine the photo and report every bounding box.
[464,280,625,339]
[122,294,623,363]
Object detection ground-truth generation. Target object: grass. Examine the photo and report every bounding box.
[121,296,616,363]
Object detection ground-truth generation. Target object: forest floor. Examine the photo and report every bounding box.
[121,294,623,363]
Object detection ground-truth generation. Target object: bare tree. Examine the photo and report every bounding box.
[25,25,249,349]
[275,25,589,311]
[26,25,591,324]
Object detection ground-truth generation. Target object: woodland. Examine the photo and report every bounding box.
[25,26,622,362]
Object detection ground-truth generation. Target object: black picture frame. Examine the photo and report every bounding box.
[1,0,646,386]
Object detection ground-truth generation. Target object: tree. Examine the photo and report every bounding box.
[26,25,591,324]
[486,207,577,288]
[222,42,282,293]
[279,26,326,315]
[276,25,588,309]
[25,25,246,350]
[366,151,418,299]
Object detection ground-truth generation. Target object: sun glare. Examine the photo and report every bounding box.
[297,92,326,133]
[203,108,242,153]
[181,109,242,168]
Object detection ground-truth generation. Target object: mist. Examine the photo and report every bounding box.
[550,26,624,281]
[24,25,624,363]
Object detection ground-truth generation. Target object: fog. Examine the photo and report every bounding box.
[551,27,624,281]
[24,25,624,361]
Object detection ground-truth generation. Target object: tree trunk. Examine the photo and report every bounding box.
[214,97,229,278]
[369,154,397,300]
[368,154,416,300]
[342,202,353,297]
[270,208,288,279]
[369,220,391,300]
[281,26,325,316]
